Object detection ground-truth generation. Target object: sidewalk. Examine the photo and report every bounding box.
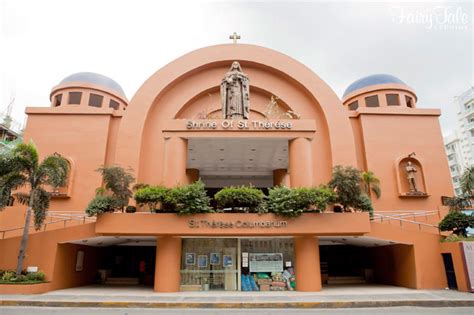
[1,285,473,309]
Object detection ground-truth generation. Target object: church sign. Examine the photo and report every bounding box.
[185,120,292,130]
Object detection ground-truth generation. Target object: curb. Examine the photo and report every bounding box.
[2,299,474,308]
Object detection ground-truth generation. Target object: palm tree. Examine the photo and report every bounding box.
[460,166,474,197]
[361,171,381,199]
[0,143,69,275]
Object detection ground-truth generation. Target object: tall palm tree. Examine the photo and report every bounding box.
[0,143,69,275]
[361,171,381,199]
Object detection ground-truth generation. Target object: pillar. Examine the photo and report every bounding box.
[294,236,321,291]
[154,237,182,292]
[163,137,188,187]
[289,137,313,187]
[273,169,288,186]
[186,168,200,184]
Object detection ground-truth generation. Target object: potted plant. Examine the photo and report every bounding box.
[214,186,265,212]
[134,185,169,212]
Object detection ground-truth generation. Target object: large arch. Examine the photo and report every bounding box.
[115,44,357,184]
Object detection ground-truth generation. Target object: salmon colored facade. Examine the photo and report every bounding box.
[0,43,470,294]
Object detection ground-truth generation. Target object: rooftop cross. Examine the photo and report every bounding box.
[229,32,241,44]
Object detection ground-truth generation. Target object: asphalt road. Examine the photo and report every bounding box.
[1,307,474,315]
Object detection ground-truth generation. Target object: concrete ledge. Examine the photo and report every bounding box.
[0,283,50,295]
[95,212,371,236]
[2,299,474,309]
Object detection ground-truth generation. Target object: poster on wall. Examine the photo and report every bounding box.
[198,255,208,268]
[462,242,474,291]
[185,253,195,266]
[249,253,283,273]
[223,255,233,267]
[75,250,84,272]
[210,253,220,265]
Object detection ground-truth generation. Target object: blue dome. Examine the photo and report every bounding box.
[59,72,126,98]
[343,74,407,98]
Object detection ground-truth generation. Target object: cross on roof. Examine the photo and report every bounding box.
[229,32,241,44]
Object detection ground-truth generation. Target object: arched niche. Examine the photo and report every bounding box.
[395,156,428,197]
[175,86,293,120]
[51,157,75,198]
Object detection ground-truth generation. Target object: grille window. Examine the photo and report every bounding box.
[89,94,104,108]
[365,95,379,107]
[348,101,359,110]
[68,92,82,105]
[109,99,120,110]
[386,94,400,106]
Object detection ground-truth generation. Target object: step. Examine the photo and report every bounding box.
[105,277,139,285]
[327,276,366,284]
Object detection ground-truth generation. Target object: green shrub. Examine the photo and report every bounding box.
[25,272,37,281]
[354,194,374,218]
[1,270,15,281]
[267,186,335,218]
[125,205,137,213]
[439,211,474,237]
[85,195,117,217]
[267,186,302,217]
[25,271,45,281]
[134,186,169,212]
[165,180,212,215]
[10,274,27,282]
[214,186,265,211]
[442,234,474,242]
[0,270,45,283]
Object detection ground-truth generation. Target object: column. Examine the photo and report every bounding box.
[294,236,321,291]
[163,137,188,187]
[289,137,313,187]
[154,237,182,292]
[273,169,288,186]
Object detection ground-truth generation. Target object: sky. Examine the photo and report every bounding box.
[0,0,472,135]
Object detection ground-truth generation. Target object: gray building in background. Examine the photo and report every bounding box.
[444,87,474,195]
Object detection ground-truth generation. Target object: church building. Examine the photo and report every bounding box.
[0,42,470,294]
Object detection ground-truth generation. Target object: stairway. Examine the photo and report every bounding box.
[327,276,366,285]
[104,277,140,285]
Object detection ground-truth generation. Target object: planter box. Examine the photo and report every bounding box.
[95,212,371,236]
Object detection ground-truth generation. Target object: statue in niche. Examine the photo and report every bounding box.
[405,161,418,193]
[221,61,250,119]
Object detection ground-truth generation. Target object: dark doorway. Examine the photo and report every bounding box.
[320,245,372,285]
[442,253,458,289]
[100,246,156,286]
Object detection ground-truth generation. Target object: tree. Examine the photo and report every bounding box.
[85,165,135,216]
[328,165,374,213]
[361,171,381,199]
[96,165,135,212]
[439,211,474,237]
[0,143,69,275]
[442,167,474,211]
[460,166,474,197]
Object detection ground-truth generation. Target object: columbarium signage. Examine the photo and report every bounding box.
[187,219,288,229]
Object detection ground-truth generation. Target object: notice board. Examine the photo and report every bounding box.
[249,253,283,273]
